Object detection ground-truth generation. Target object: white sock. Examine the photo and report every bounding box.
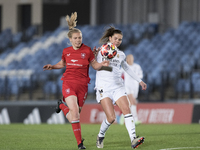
[124,114,136,141]
[98,119,111,137]
[130,105,138,122]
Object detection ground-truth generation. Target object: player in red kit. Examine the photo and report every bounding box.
[43,12,109,149]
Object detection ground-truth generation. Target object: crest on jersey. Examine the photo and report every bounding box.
[81,53,86,59]
[117,54,119,58]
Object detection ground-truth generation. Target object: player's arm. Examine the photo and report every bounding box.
[139,66,144,79]
[43,59,66,70]
[121,60,147,90]
[98,66,113,71]
[90,59,111,71]
[92,46,100,59]
[92,47,112,71]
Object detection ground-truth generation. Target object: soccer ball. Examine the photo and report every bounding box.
[100,42,117,59]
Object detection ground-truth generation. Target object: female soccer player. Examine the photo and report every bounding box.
[124,54,143,125]
[95,26,147,149]
[43,12,109,149]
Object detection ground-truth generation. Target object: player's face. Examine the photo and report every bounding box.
[70,32,82,50]
[109,33,123,47]
[126,55,134,65]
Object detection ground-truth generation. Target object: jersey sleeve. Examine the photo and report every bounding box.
[89,48,95,62]
[138,65,143,79]
[121,51,126,61]
[61,49,66,62]
[121,60,142,83]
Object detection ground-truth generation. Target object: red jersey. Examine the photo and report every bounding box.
[61,44,95,85]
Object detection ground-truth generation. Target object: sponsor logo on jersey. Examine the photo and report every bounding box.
[101,58,120,63]
[67,63,83,66]
[71,59,78,62]
[81,53,86,59]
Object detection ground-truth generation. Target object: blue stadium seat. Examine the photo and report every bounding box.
[43,81,57,95]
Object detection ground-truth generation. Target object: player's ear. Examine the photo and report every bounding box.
[69,38,72,43]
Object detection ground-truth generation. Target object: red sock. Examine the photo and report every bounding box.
[59,103,69,116]
[71,120,82,145]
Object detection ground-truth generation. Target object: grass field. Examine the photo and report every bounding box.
[0,124,200,150]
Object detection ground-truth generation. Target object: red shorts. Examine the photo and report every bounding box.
[62,81,88,107]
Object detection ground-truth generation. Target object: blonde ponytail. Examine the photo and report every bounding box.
[66,12,77,30]
[66,12,81,39]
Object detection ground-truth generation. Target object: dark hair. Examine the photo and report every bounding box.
[99,26,123,44]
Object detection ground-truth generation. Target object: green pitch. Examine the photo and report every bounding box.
[0,124,200,150]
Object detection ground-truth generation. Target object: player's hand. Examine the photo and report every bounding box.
[93,46,100,57]
[101,60,110,66]
[43,64,53,70]
[139,81,147,90]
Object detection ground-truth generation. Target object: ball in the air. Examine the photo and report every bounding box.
[100,42,117,59]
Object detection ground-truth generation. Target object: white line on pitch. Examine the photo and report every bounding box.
[159,147,200,150]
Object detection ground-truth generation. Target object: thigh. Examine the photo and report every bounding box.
[65,95,79,112]
[76,84,88,107]
[65,95,80,121]
[100,97,115,120]
[62,81,77,100]
[115,96,131,115]
[127,94,137,105]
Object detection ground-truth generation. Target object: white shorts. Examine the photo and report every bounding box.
[96,86,127,104]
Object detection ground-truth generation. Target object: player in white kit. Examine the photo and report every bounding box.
[95,26,147,149]
[123,54,143,125]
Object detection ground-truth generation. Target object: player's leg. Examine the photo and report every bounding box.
[55,97,69,116]
[116,96,144,148]
[97,97,115,148]
[65,95,85,149]
[99,97,115,134]
[116,96,136,140]
[127,93,140,124]
[56,81,72,117]
[59,82,85,149]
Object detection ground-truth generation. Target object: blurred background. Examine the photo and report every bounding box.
[0,0,200,103]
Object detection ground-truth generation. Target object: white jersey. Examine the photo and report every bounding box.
[95,48,126,91]
[124,63,143,97]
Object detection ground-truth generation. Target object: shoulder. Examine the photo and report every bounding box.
[63,46,72,52]
[117,50,126,60]
[81,44,92,50]
[134,63,142,70]
[134,63,141,67]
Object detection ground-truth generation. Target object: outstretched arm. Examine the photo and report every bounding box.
[92,46,100,59]
[121,60,147,90]
[92,46,112,71]
[43,60,66,71]
[90,59,110,71]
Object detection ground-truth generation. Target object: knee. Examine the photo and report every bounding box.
[107,115,116,124]
[121,107,131,115]
[69,108,80,120]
